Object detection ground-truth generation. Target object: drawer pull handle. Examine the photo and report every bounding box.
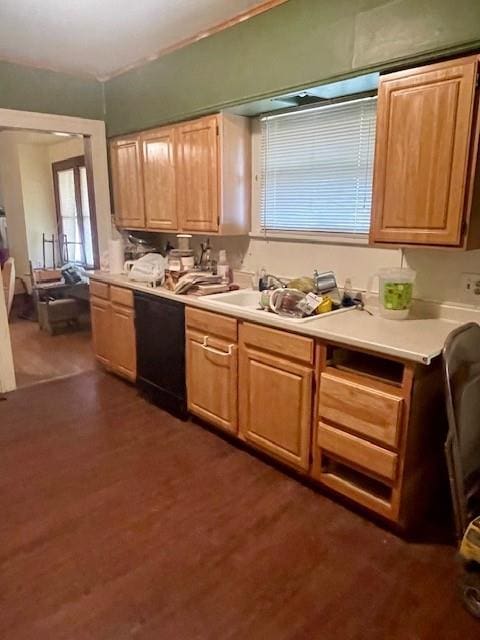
[201,336,234,356]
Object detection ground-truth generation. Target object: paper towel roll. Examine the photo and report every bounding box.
[109,239,125,274]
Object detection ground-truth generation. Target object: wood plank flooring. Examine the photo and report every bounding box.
[9,316,95,388]
[0,371,478,639]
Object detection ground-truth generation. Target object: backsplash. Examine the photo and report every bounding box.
[127,231,480,307]
[404,248,480,306]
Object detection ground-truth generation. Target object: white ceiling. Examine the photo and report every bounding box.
[0,129,78,146]
[0,0,268,80]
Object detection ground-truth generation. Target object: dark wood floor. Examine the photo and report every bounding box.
[10,316,95,388]
[0,371,478,639]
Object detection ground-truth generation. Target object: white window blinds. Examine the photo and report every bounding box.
[259,96,377,235]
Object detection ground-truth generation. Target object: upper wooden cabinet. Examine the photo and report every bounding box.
[110,113,250,235]
[176,116,219,233]
[370,55,480,248]
[110,136,145,229]
[142,127,177,231]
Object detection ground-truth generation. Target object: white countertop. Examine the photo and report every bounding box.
[90,271,478,365]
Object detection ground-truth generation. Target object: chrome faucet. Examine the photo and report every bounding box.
[259,272,286,291]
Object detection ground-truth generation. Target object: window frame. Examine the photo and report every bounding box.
[52,155,98,268]
[251,95,377,245]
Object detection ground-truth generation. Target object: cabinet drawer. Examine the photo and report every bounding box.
[110,285,134,308]
[186,307,237,342]
[318,422,398,482]
[240,323,314,365]
[89,280,110,300]
[319,370,403,448]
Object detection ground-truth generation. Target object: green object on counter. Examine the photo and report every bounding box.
[383,282,413,310]
[288,277,315,294]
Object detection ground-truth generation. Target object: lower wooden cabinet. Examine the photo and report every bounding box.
[90,296,111,367]
[311,344,446,528]
[90,282,136,382]
[186,330,238,434]
[185,308,238,434]
[238,323,314,471]
[110,304,136,381]
[90,290,448,529]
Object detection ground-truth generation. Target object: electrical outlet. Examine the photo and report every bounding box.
[461,273,480,302]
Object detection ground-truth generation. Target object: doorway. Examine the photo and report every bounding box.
[0,109,110,394]
[0,129,98,388]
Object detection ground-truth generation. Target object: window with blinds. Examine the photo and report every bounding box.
[259,96,377,235]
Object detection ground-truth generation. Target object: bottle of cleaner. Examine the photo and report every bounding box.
[217,249,230,284]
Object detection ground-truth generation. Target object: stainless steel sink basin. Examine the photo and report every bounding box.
[210,289,355,323]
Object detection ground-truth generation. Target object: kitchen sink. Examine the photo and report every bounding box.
[211,289,261,308]
[210,289,355,323]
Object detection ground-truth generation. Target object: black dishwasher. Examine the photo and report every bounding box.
[134,292,187,419]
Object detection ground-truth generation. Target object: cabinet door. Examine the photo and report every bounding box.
[176,116,219,232]
[239,345,313,470]
[110,304,136,381]
[142,127,177,230]
[370,56,478,246]
[110,137,145,229]
[90,296,111,367]
[186,330,238,434]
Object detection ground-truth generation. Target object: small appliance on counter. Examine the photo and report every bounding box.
[368,268,416,320]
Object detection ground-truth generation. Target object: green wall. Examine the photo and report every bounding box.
[1,0,479,131]
[104,0,480,137]
[0,60,104,121]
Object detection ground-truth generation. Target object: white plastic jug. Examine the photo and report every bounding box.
[368,268,416,320]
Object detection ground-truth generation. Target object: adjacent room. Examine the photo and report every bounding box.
[0,129,95,387]
[1,1,480,638]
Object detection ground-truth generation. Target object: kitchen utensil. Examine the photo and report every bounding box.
[176,234,192,252]
[368,268,416,320]
[313,270,341,305]
[168,249,195,272]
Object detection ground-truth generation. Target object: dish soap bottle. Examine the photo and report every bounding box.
[341,278,355,307]
[217,249,230,284]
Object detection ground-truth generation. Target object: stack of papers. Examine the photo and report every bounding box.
[174,272,224,295]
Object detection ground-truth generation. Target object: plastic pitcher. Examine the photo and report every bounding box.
[369,268,416,320]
